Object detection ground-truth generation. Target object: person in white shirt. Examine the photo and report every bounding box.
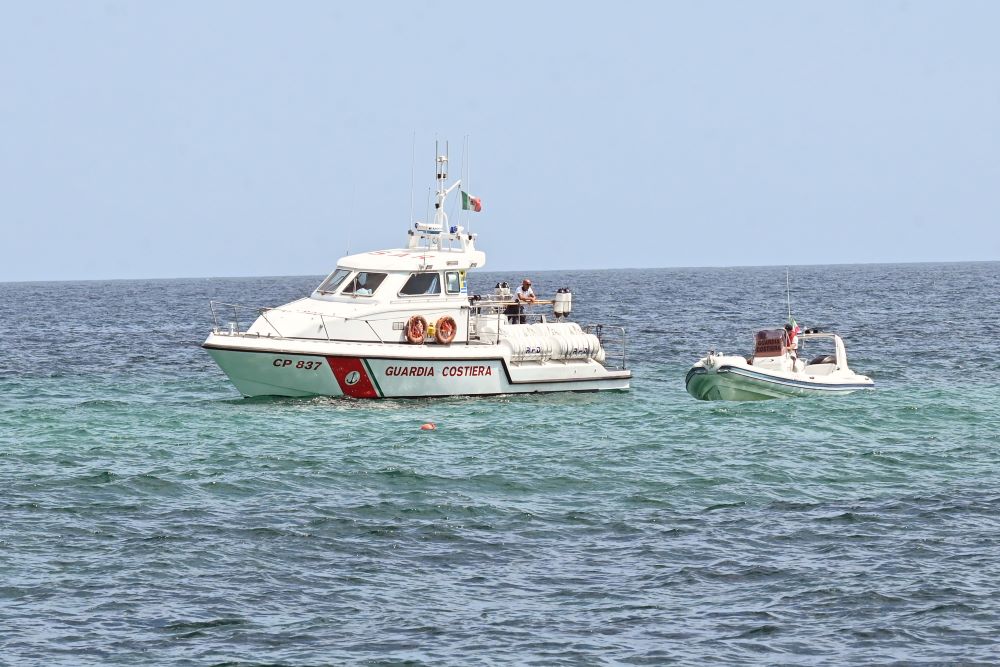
[515,278,536,304]
[509,278,536,323]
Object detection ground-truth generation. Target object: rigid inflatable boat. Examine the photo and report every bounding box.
[685,327,873,401]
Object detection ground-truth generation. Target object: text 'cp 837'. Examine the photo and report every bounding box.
[272,359,325,370]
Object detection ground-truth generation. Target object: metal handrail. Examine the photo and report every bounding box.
[211,300,351,321]
[209,299,462,344]
[466,300,505,345]
[209,300,248,333]
[584,324,628,370]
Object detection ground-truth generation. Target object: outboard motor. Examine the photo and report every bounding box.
[494,281,511,299]
[553,288,572,318]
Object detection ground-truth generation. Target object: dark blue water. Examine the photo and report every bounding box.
[1,263,998,664]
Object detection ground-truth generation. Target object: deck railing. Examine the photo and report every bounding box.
[209,301,254,334]
[584,324,628,370]
[209,300,372,342]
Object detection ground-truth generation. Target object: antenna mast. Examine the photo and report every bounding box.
[464,135,472,234]
[346,185,356,255]
[786,268,792,323]
[409,131,416,226]
[408,140,463,251]
[429,140,461,241]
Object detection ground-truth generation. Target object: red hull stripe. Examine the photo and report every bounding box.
[326,357,379,398]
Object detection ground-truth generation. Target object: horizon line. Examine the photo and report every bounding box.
[1,258,996,285]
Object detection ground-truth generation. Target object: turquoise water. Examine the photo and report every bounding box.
[2,263,999,664]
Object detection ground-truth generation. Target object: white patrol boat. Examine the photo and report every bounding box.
[203,150,631,398]
[685,327,874,401]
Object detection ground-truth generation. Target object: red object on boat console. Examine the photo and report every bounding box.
[753,329,788,357]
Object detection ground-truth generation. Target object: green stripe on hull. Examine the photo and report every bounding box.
[362,358,384,398]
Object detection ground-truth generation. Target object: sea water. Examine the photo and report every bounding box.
[1,263,998,664]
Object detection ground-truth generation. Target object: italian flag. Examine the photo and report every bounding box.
[461,191,483,213]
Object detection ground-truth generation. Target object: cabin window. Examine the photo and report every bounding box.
[341,272,387,296]
[445,271,462,294]
[400,272,441,296]
[316,268,351,294]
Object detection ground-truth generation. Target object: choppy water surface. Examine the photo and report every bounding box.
[1,263,999,664]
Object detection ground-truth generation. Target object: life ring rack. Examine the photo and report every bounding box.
[405,315,427,344]
[435,316,457,345]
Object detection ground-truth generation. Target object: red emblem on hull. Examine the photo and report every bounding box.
[326,357,379,398]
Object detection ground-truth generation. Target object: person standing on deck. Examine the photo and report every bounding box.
[785,321,800,354]
[510,278,536,324]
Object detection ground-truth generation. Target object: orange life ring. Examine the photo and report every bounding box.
[405,315,427,344]
[435,316,457,345]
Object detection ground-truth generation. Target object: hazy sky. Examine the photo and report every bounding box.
[2,1,998,281]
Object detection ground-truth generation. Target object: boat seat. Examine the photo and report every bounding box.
[807,354,836,365]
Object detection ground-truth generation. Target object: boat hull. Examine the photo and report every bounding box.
[204,335,630,398]
[685,365,873,401]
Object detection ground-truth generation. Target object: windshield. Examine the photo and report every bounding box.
[316,268,351,294]
[341,272,387,297]
[800,336,837,365]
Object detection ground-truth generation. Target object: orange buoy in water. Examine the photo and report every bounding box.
[420,422,437,431]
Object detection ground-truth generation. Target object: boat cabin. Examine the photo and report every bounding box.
[310,224,486,305]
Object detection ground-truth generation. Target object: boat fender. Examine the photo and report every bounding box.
[406,315,427,344]
[553,288,572,318]
[435,316,457,345]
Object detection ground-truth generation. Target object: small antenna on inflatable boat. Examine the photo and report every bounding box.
[785,268,792,323]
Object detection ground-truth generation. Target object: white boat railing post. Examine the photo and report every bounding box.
[622,327,627,370]
[365,320,384,343]
[257,308,283,338]
[209,300,220,332]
